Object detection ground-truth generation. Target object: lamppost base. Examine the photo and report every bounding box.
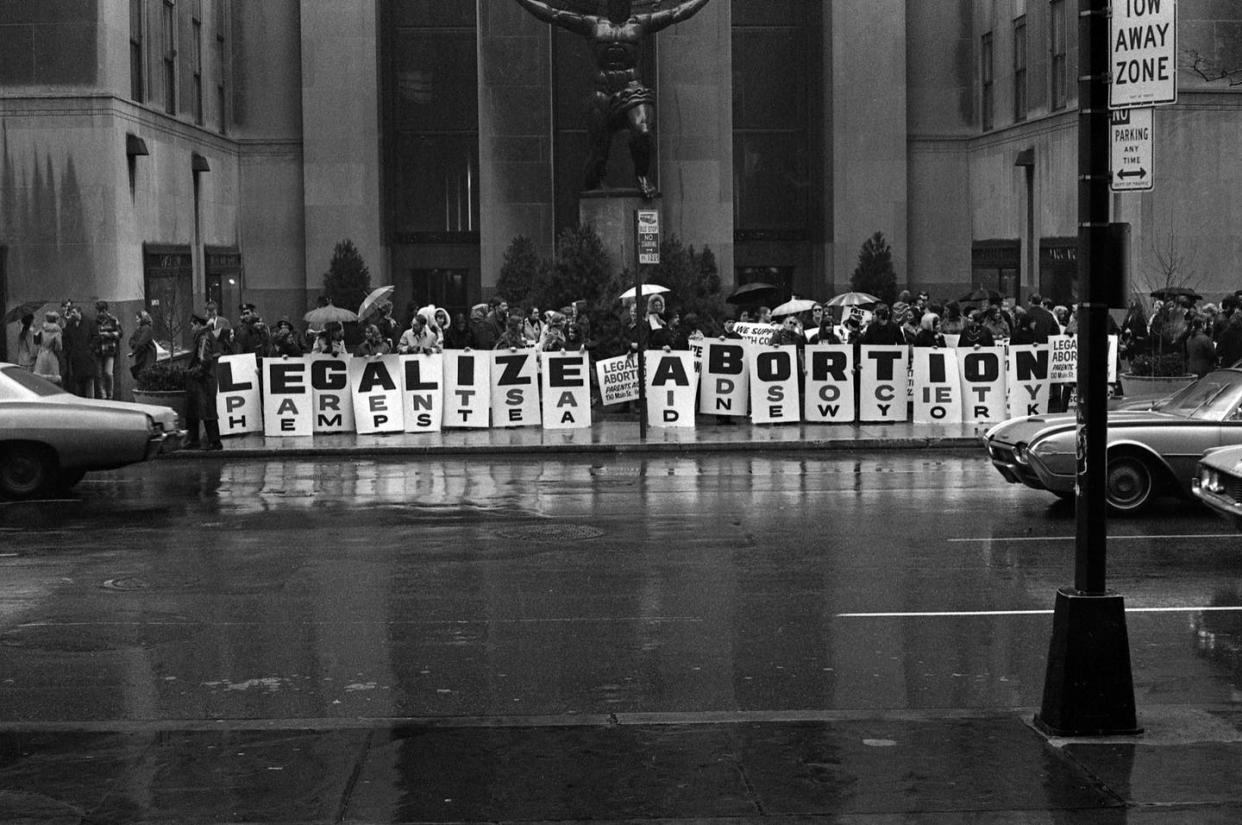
[1033,587,1142,737]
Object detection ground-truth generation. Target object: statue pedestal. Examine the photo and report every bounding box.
[579,191,661,275]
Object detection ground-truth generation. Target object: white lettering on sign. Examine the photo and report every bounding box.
[1109,0,1177,109]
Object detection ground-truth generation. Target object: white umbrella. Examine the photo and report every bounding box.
[825,291,881,307]
[617,284,670,301]
[358,285,395,321]
[303,302,358,326]
[771,298,819,317]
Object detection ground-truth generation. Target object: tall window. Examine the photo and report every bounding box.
[192,1,203,125]
[214,0,227,133]
[129,0,144,101]
[1050,0,1068,110]
[1013,16,1028,121]
[162,0,176,114]
[732,4,818,236]
[385,3,479,240]
[981,32,994,131]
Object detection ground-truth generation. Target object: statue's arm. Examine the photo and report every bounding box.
[641,0,712,34]
[511,0,594,35]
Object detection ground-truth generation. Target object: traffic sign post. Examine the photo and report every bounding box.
[1110,107,1153,191]
[633,208,661,439]
[1109,0,1177,109]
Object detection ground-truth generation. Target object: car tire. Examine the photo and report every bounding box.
[1106,454,1155,515]
[0,444,56,500]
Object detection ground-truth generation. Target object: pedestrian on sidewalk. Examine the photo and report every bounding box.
[185,313,223,451]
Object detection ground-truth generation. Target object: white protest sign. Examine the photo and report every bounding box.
[443,350,491,428]
[491,350,540,428]
[401,353,443,433]
[748,344,800,424]
[350,355,404,435]
[1048,334,1120,383]
[595,354,640,405]
[308,355,354,433]
[1007,344,1051,417]
[645,351,697,428]
[803,344,855,423]
[541,351,592,429]
[262,358,313,437]
[732,322,780,345]
[216,353,261,435]
[699,340,749,417]
[912,348,962,424]
[688,337,704,373]
[957,346,1007,424]
[859,346,909,422]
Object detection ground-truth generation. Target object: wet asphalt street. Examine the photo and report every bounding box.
[1,451,1242,822]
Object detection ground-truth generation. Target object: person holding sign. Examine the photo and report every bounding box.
[185,313,224,451]
[912,313,946,348]
[397,314,441,355]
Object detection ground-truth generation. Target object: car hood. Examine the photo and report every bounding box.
[37,394,182,426]
[987,410,1189,446]
[1200,445,1242,474]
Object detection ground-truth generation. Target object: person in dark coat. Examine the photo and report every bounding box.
[62,306,98,397]
[1184,315,1217,377]
[128,310,157,382]
[1024,294,1059,343]
[858,304,906,346]
[185,313,223,451]
[912,313,946,348]
[1216,312,1242,369]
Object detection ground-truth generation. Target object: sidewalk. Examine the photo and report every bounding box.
[175,415,988,459]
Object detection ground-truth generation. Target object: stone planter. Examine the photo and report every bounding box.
[131,389,188,420]
[1118,372,1197,401]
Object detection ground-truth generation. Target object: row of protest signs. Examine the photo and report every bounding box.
[213,335,1114,436]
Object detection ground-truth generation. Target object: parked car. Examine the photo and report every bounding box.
[983,368,1242,514]
[0,363,186,499]
[1192,445,1242,530]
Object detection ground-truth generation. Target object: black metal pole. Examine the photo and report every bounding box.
[1075,0,1110,594]
[635,232,647,440]
[1034,0,1138,737]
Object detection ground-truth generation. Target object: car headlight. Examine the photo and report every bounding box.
[1013,442,1029,464]
[1201,467,1225,494]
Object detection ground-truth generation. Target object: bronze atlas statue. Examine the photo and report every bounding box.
[512,0,712,200]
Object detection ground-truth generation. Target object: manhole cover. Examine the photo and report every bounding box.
[494,524,605,542]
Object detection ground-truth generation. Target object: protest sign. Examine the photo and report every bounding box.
[491,350,541,427]
[859,345,909,422]
[645,351,697,427]
[541,351,592,429]
[1007,344,1050,417]
[748,344,800,424]
[732,322,780,345]
[912,348,963,423]
[350,354,404,435]
[1048,334,1120,383]
[216,354,262,435]
[263,358,313,437]
[699,340,749,417]
[401,353,443,433]
[443,350,491,428]
[803,344,855,423]
[956,346,1007,424]
[308,355,354,433]
[595,354,640,405]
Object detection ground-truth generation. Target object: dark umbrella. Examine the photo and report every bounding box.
[726,282,781,305]
[959,287,1003,304]
[1150,286,1201,302]
[3,300,51,325]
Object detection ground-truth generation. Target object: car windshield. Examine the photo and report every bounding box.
[0,367,69,399]
[1155,371,1242,421]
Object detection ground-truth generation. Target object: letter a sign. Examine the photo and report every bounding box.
[1109,0,1177,109]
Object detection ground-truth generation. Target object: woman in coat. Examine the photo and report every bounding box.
[33,311,64,384]
[128,310,157,379]
[16,313,38,371]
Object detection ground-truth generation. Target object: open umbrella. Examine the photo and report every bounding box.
[303,302,358,326]
[726,282,781,305]
[617,284,670,301]
[358,285,395,321]
[1150,286,1201,302]
[3,300,52,325]
[771,298,819,317]
[824,291,880,307]
[959,287,1003,304]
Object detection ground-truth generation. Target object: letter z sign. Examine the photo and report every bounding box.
[1109,0,1176,109]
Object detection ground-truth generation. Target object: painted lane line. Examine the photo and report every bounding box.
[947,533,1240,543]
[836,606,1242,618]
